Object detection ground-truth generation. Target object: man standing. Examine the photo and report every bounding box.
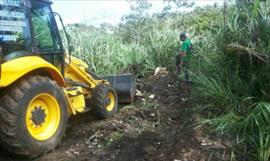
[176,32,192,83]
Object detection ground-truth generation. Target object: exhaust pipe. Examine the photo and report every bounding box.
[102,74,136,103]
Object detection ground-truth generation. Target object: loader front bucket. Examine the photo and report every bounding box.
[102,74,136,103]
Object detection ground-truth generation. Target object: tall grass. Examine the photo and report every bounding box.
[65,5,222,76]
[66,23,180,76]
[193,1,270,160]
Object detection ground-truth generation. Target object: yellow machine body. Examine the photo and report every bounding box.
[63,87,85,114]
[0,55,107,116]
[63,56,108,115]
[0,0,131,158]
[64,56,104,88]
[0,56,65,87]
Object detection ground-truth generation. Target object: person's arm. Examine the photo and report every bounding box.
[180,51,186,57]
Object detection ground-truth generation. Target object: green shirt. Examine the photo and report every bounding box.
[181,39,192,62]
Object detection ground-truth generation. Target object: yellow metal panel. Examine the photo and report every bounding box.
[65,56,104,88]
[69,56,88,68]
[0,56,65,87]
[63,87,86,114]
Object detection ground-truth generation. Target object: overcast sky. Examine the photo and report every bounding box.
[52,0,224,26]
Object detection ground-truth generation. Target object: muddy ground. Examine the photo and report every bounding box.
[0,74,232,161]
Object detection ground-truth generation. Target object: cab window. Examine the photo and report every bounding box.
[31,3,61,52]
[0,0,32,59]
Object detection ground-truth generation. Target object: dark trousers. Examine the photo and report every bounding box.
[175,55,190,81]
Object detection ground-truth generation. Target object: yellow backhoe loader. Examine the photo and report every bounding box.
[0,0,135,158]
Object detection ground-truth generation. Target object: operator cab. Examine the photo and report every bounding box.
[0,0,64,70]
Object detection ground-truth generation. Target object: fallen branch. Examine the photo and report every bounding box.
[224,44,268,62]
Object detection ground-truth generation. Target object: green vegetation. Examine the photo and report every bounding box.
[194,1,270,160]
[65,0,270,160]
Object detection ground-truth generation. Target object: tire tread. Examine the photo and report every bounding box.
[0,76,67,158]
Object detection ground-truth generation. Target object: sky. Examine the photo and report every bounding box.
[52,0,224,26]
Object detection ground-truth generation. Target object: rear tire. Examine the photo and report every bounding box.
[90,84,118,119]
[0,76,68,158]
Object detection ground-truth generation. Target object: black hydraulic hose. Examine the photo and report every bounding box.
[0,46,2,64]
[85,69,102,80]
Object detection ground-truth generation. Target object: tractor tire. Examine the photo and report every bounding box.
[90,84,118,119]
[0,76,68,158]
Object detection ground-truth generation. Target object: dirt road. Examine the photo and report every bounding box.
[0,74,230,161]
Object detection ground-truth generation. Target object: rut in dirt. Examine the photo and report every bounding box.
[0,74,231,161]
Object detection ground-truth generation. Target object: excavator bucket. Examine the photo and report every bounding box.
[102,74,136,103]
